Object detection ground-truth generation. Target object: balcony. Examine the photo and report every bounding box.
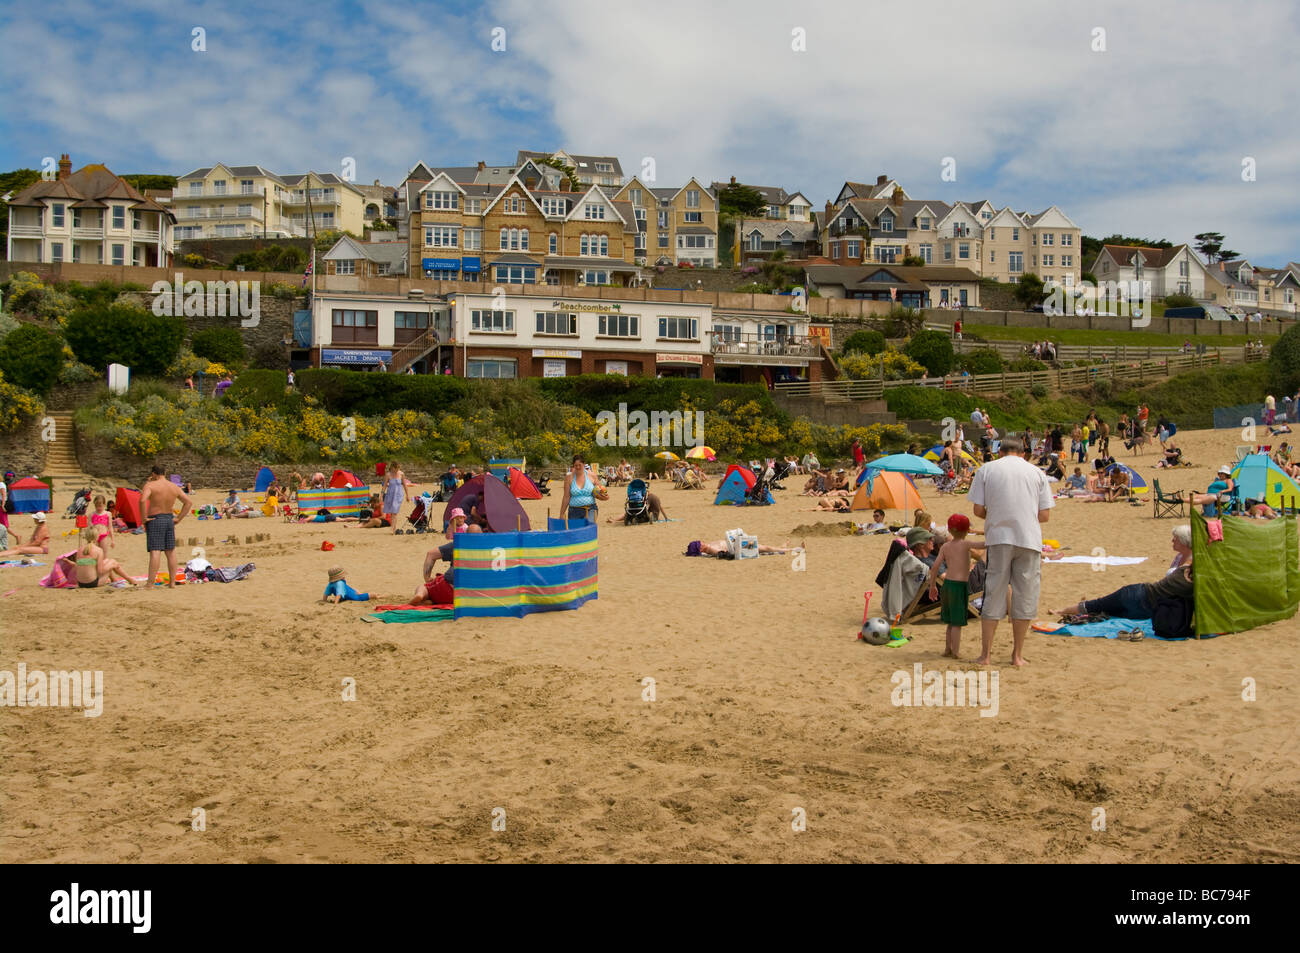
[282,192,340,206]
[73,226,104,239]
[9,224,43,238]
[712,332,818,364]
[173,187,262,200]
[179,207,264,221]
[135,228,161,242]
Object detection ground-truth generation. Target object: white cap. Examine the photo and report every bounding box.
[1218,464,1232,475]
[33,511,46,521]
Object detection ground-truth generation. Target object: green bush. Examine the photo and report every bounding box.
[191,327,247,367]
[1091,377,1113,400]
[64,302,185,376]
[0,324,65,395]
[59,360,99,385]
[297,368,471,416]
[841,329,886,357]
[957,348,1004,375]
[225,368,300,410]
[251,342,289,371]
[1030,383,1049,399]
[1007,356,1047,372]
[903,328,955,376]
[1163,293,1196,309]
[1269,322,1300,395]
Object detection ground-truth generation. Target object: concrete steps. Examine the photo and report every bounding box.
[42,411,83,477]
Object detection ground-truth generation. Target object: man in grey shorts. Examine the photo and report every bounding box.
[140,465,192,588]
[967,436,1053,667]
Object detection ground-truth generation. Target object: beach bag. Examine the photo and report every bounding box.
[1152,596,1194,639]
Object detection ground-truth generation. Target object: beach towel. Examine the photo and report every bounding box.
[1044,555,1148,566]
[204,563,256,583]
[361,607,455,624]
[1033,618,1211,641]
[0,559,45,568]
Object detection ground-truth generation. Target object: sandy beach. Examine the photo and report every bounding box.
[2,425,1297,863]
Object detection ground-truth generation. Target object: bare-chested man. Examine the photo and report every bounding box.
[140,465,192,588]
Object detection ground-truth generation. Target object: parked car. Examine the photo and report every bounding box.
[1165,305,1233,321]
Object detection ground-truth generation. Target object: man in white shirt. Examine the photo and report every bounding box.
[967,436,1054,667]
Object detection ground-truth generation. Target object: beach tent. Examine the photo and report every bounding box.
[714,465,772,505]
[9,477,50,513]
[922,444,979,470]
[1191,509,1298,636]
[114,486,143,527]
[453,522,597,619]
[1230,453,1300,511]
[297,485,370,517]
[1103,462,1149,495]
[329,468,366,489]
[851,471,922,512]
[442,473,530,533]
[488,457,526,483]
[507,466,542,500]
[254,466,275,493]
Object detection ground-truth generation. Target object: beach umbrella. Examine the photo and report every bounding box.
[864,453,944,477]
[1103,462,1149,495]
[686,446,716,460]
[654,451,680,460]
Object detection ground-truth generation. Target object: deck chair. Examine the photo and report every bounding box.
[1152,479,1187,518]
[899,558,987,624]
[1235,445,1253,462]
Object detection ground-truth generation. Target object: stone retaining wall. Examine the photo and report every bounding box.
[0,416,48,477]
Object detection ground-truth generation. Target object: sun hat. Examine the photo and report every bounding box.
[449,508,466,520]
[33,511,46,522]
[328,567,346,583]
[905,527,934,548]
[1217,464,1233,475]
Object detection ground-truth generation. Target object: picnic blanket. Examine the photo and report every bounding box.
[361,605,454,624]
[1033,618,1216,641]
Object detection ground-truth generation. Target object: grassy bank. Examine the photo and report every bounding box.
[963,323,1280,348]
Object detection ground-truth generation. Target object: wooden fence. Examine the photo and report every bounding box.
[777,351,1227,402]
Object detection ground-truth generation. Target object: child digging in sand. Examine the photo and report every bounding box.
[925,514,986,658]
[323,566,369,604]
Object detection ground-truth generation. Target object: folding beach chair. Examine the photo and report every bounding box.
[1152,479,1187,518]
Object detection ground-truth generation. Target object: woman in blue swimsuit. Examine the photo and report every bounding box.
[559,453,605,523]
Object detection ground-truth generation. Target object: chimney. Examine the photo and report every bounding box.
[477,160,486,171]
[559,178,571,192]
[58,154,72,181]
[524,177,538,189]
[730,175,736,185]
[825,201,833,217]
[892,186,904,207]
[877,174,888,186]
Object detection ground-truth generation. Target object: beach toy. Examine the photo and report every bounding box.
[321,540,335,551]
[862,591,872,623]
[860,617,892,645]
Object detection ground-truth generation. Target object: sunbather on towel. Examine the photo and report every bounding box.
[1051,526,1193,619]
[684,538,803,558]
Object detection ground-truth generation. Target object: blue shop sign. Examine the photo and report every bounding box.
[322,348,392,365]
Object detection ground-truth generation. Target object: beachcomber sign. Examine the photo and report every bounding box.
[321,349,392,366]
[553,300,621,313]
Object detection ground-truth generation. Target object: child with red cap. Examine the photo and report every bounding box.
[925,513,986,658]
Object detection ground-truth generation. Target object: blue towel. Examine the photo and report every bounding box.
[1044,617,1218,641]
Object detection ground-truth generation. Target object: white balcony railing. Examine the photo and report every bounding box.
[282,192,340,206]
[180,207,264,221]
[712,333,819,359]
[9,224,43,238]
[135,228,161,242]
[73,226,104,239]
[172,187,262,200]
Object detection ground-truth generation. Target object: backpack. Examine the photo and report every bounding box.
[1152,596,1194,639]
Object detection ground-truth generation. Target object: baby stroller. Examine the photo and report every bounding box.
[65,488,92,519]
[771,459,793,484]
[624,479,651,524]
[746,472,775,505]
[405,494,431,533]
[432,472,459,503]
[530,473,551,496]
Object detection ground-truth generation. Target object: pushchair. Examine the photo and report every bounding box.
[624,479,651,524]
[432,472,459,503]
[746,472,775,505]
[65,488,92,519]
[771,459,793,485]
[530,473,551,496]
[405,494,431,533]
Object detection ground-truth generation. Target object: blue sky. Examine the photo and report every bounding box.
[3,0,1297,265]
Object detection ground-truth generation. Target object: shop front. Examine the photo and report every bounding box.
[655,352,707,379]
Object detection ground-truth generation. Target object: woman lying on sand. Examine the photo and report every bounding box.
[685,538,804,557]
[0,512,49,557]
[1052,526,1193,620]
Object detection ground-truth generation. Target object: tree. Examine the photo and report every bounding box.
[0,324,65,395]
[1014,272,1046,309]
[1081,233,1173,266]
[538,157,581,192]
[841,329,886,357]
[958,348,1004,375]
[901,255,926,267]
[0,168,43,248]
[1270,322,1300,396]
[191,327,247,368]
[121,174,178,192]
[716,182,767,219]
[1193,232,1238,263]
[904,328,955,376]
[65,302,184,376]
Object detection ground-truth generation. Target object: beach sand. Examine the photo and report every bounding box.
[2,426,1298,863]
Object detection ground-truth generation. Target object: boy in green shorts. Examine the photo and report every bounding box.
[926,513,986,658]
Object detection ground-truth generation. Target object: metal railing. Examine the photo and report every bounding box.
[711,333,819,358]
[180,207,264,221]
[388,328,440,372]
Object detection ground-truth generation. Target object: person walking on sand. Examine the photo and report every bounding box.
[382,461,408,533]
[140,465,192,588]
[967,436,1053,667]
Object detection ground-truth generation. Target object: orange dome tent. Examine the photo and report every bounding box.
[851,470,922,512]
